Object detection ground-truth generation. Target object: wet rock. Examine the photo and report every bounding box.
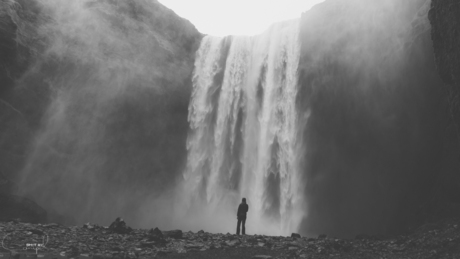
[83,222,98,231]
[149,227,163,238]
[317,234,327,239]
[156,250,173,257]
[226,239,240,247]
[246,237,258,244]
[108,217,132,234]
[147,227,165,243]
[177,248,187,253]
[287,241,302,248]
[291,233,301,239]
[44,223,60,228]
[92,253,106,259]
[140,242,155,248]
[162,229,182,239]
[185,244,203,249]
[28,228,44,235]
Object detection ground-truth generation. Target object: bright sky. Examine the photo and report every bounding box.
[158,0,325,36]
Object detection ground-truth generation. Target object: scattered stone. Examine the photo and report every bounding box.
[226,239,240,247]
[156,250,172,257]
[287,242,302,248]
[44,223,59,228]
[318,234,327,239]
[83,222,98,231]
[2,217,460,258]
[28,228,45,235]
[184,244,202,249]
[140,241,155,248]
[246,237,258,244]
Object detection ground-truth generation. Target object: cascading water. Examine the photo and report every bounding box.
[182,20,306,235]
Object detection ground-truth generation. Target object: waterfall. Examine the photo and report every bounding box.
[183,19,305,235]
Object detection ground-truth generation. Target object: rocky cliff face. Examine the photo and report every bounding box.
[429,1,460,145]
[0,0,202,224]
[427,0,460,222]
[429,1,460,128]
[296,0,450,237]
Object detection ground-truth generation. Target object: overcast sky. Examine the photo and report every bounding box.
[158,0,325,36]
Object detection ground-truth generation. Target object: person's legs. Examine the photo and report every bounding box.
[242,218,246,235]
[236,218,242,235]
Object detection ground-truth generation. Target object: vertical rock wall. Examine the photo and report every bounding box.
[0,0,202,225]
[428,0,460,219]
[297,0,447,237]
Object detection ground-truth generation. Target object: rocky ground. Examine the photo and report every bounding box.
[1,218,460,259]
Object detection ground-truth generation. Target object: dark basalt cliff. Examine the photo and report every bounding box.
[429,0,460,124]
[428,0,460,223]
[0,0,202,224]
[296,0,456,237]
[429,1,460,141]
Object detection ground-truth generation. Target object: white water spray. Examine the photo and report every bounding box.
[182,20,305,235]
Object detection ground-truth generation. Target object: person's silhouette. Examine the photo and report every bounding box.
[236,198,249,235]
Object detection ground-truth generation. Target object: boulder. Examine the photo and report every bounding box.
[291,233,301,239]
[149,227,163,238]
[147,227,167,245]
[108,217,132,234]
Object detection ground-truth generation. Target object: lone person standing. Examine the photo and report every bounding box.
[236,198,249,235]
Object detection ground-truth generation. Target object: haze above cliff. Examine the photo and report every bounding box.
[158,0,325,36]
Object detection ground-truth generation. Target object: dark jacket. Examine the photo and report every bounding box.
[237,202,249,219]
